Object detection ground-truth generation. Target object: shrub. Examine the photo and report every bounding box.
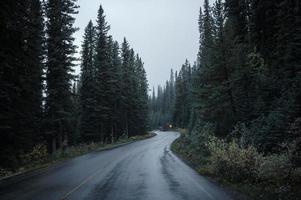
[207,136,261,183]
[0,168,13,177]
[172,124,301,199]
[54,142,101,159]
[20,144,48,166]
[288,118,301,167]
[206,136,301,199]
[258,154,291,184]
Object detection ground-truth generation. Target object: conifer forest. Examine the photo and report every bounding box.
[0,0,300,200]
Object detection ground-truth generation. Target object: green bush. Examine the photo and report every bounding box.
[172,120,301,199]
[0,168,13,177]
[207,136,261,183]
[175,123,215,164]
[20,144,48,166]
[52,142,102,160]
[205,136,301,199]
[258,154,291,184]
[288,118,301,167]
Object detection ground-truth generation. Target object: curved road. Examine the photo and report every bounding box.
[0,131,232,200]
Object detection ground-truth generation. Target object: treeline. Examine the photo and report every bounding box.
[0,0,148,170]
[149,70,175,129]
[173,0,301,153]
[79,7,148,144]
[170,0,301,198]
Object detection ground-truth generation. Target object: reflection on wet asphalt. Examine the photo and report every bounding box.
[0,131,232,200]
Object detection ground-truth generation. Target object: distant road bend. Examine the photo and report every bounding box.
[0,131,232,200]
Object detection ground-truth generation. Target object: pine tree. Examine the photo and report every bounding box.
[127,48,139,136]
[195,0,219,128]
[79,21,98,142]
[121,38,131,137]
[225,0,251,43]
[250,0,278,59]
[201,0,214,68]
[203,0,237,135]
[107,37,123,142]
[45,0,79,153]
[0,0,20,168]
[135,55,149,134]
[253,0,301,152]
[0,0,44,168]
[94,4,111,142]
[22,0,45,146]
[69,80,80,145]
[174,60,193,128]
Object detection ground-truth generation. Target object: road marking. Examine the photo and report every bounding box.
[60,168,103,200]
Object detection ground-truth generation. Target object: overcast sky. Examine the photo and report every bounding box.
[74,0,205,90]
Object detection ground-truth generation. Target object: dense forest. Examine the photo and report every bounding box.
[0,0,148,171]
[151,0,301,151]
[150,0,301,198]
[1,0,301,198]
[149,69,175,129]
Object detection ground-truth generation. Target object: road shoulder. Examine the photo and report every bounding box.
[0,132,157,187]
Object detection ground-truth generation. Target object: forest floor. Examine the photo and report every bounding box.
[0,132,156,181]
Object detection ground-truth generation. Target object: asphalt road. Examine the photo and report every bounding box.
[0,131,233,200]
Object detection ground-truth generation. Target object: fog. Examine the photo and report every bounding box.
[74,0,206,89]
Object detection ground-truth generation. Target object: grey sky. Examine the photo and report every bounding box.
[74,0,205,89]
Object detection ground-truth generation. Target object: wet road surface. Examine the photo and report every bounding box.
[0,131,233,200]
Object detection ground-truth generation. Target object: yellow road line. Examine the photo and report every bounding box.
[60,168,103,200]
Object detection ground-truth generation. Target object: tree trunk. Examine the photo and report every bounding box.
[51,137,56,154]
[111,124,114,144]
[58,133,63,151]
[125,119,129,138]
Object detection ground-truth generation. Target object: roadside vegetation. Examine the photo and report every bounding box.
[172,127,301,200]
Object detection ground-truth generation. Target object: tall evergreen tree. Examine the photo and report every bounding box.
[0,0,21,168]
[107,36,123,142]
[79,21,98,142]
[135,55,149,134]
[194,0,218,129]
[121,38,131,137]
[22,0,45,145]
[0,0,44,168]
[45,0,79,153]
[174,60,193,128]
[120,39,149,136]
[127,48,139,136]
[195,0,237,135]
[94,4,111,142]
